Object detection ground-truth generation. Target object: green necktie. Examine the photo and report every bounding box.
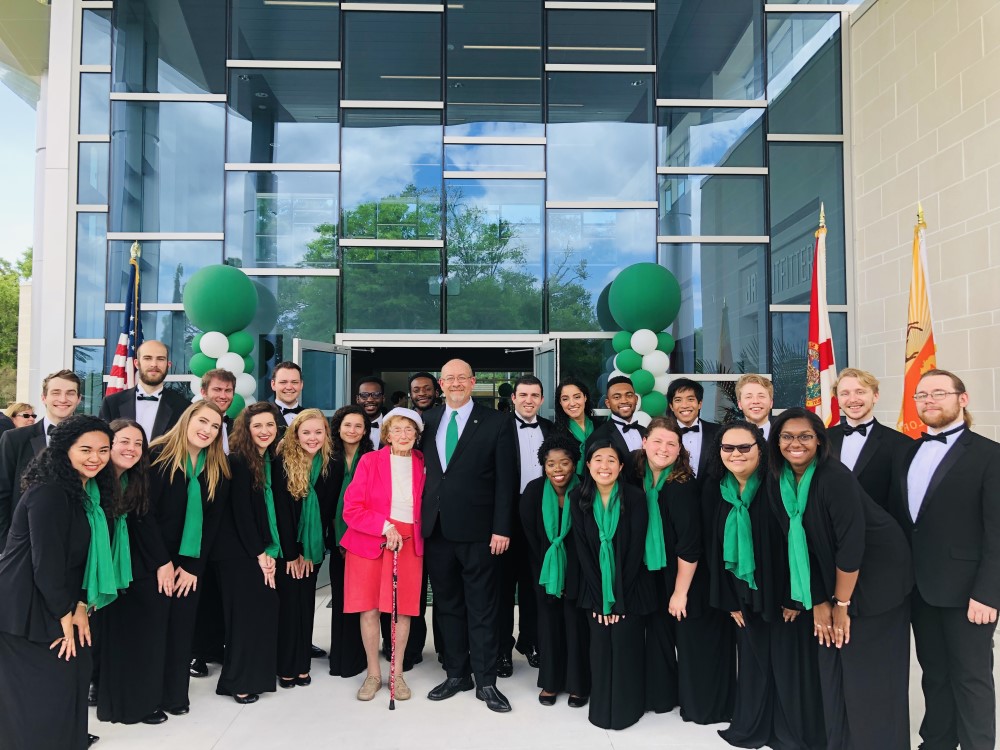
[445,410,459,465]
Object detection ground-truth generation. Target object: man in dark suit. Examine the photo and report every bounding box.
[270,361,305,437]
[735,373,774,440]
[422,359,516,713]
[0,369,82,551]
[496,375,550,677]
[667,377,721,479]
[827,368,912,511]
[889,369,999,750]
[585,376,647,467]
[99,340,190,442]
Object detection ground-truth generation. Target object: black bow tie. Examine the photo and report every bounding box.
[841,419,872,437]
[371,422,380,429]
[515,417,539,429]
[679,424,699,435]
[280,405,302,415]
[615,420,640,433]
[136,394,159,402]
[921,425,965,443]
[46,424,55,436]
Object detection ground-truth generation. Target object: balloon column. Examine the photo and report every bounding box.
[604,263,682,425]
[183,265,260,419]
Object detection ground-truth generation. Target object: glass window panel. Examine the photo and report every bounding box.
[225,172,338,269]
[74,346,106,416]
[445,180,543,333]
[113,0,226,95]
[81,10,112,65]
[547,10,653,65]
[107,241,223,304]
[444,145,544,172]
[770,311,847,409]
[341,109,442,240]
[768,142,845,304]
[657,1,763,100]
[547,73,655,202]
[230,0,339,61]
[110,101,225,233]
[75,214,107,339]
[78,142,109,205]
[767,13,842,134]
[546,209,656,331]
[657,107,764,168]
[659,174,766,236]
[104,312,194,372]
[79,73,110,135]
[342,247,441,333]
[343,12,442,101]
[250,275,338,341]
[559,338,611,403]
[227,69,339,164]
[658,243,766,375]
[446,0,542,135]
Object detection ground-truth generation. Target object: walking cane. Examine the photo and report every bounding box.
[389,545,399,711]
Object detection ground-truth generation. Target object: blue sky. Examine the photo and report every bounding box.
[0,85,37,263]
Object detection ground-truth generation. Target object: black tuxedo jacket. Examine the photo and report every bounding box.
[585,419,647,482]
[421,402,516,543]
[828,419,913,512]
[889,428,1000,609]
[99,386,191,441]
[0,422,48,551]
[0,413,14,436]
[686,419,721,478]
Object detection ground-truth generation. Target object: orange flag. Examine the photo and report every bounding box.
[897,205,936,437]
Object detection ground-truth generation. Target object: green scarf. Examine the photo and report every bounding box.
[178,451,206,558]
[297,453,325,564]
[779,461,816,609]
[720,471,760,590]
[592,484,621,615]
[111,474,133,591]
[333,450,360,547]
[262,454,283,559]
[538,475,580,597]
[642,463,671,571]
[567,418,594,476]
[82,480,118,610]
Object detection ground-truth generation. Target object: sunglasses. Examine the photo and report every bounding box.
[16,412,37,420]
[721,443,756,454]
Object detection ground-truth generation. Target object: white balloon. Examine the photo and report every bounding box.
[191,393,203,403]
[642,350,670,374]
[609,369,625,380]
[653,373,671,394]
[216,352,245,374]
[631,329,658,356]
[243,396,257,407]
[235,373,257,397]
[199,331,229,359]
[634,410,652,427]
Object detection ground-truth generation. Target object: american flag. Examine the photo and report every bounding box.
[105,241,143,395]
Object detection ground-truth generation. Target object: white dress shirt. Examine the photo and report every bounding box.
[838,419,873,471]
[758,421,771,441]
[436,399,475,470]
[612,418,643,452]
[135,386,164,441]
[514,413,544,492]
[222,421,230,456]
[907,417,966,521]
[276,401,300,426]
[370,417,382,449]
[679,418,703,477]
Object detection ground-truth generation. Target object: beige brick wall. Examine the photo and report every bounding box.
[851,0,1000,439]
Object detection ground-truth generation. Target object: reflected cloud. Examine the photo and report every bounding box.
[547,122,655,202]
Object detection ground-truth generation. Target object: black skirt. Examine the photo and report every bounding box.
[535,589,590,696]
[644,609,679,713]
[587,613,645,730]
[276,561,318,678]
[215,558,279,696]
[162,584,202,711]
[676,607,735,724]
[328,550,366,678]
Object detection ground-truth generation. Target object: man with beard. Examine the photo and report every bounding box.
[357,376,386,448]
[99,340,190,441]
[409,371,440,416]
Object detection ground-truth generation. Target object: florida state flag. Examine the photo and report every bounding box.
[805,205,840,426]
[897,206,936,437]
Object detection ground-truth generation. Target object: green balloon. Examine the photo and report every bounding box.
[251,281,279,335]
[612,330,633,353]
[192,332,204,355]
[183,265,258,335]
[615,349,643,374]
[228,331,254,357]
[596,284,617,332]
[608,263,682,333]
[631,369,655,396]
[243,356,255,374]
[640,390,667,417]
[656,331,676,354]
[226,393,246,420]
[190,353,216,378]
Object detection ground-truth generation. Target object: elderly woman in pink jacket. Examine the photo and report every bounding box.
[341,407,425,703]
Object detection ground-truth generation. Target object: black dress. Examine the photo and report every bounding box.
[571,481,655,730]
[327,455,366,678]
[519,477,590,698]
[213,455,279,696]
[0,483,92,750]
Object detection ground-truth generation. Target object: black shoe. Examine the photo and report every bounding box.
[295,674,312,687]
[567,694,589,708]
[141,710,168,725]
[476,685,512,713]
[88,734,100,747]
[526,647,541,669]
[427,676,474,701]
[189,658,208,678]
[234,694,259,704]
[87,681,98,706]
[165,705,189,716]
[538,691,557,706]
[496,654,513,679]
[310,644,327,659]
[278,677,297,689]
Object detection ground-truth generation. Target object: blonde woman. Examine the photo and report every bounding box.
[4,402,36,428]
[273,408,335,689]
[147,401,231,716]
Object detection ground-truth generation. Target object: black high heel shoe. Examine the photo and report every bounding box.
[295,674,312,687]
[538,691,557,706]
[278,677,297,689]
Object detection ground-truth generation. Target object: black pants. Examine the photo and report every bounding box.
[216,558,279,696]
[677,608,735,724]
[535,588,589,696]
[424,528,501,686]
[588,613,645,730]
[644,609,679,713]
[275,561,318,678]
[191,561,225,663]
[912,591,997,750]
[498,525,538,658]
[163,586,202,711]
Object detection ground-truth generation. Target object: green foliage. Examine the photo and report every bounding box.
[0,248,32,403]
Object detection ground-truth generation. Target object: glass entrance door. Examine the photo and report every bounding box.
[292,339,352,415]
[533,340,558,422]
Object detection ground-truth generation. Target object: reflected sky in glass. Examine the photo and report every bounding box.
[75,213,106,339]
[79,73,110,135]
[659,174,766,236]
[108,241,223,304]
[658,107,764,168]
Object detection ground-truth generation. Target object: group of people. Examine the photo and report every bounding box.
[0,340,995,750]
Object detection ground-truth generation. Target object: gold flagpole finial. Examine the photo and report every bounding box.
[130,240,141,260]
[917,202,925,225]
[818,202,826,229]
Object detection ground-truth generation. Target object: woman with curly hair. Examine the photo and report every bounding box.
[273,408,335,688]
[553,377,604,476]
[0,415,117,749]
[147,401,231,716]
[212,402,283,704]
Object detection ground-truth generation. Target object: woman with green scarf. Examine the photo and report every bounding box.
[213,402,283,704]
[571,439,655,730]
[553,377,605,476]
[274,408,335,689]
[148,401,231,717]
[767,408,912,750]
[0,415,116,750]
[519,434,589,708]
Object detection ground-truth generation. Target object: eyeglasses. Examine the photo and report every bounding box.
[16,412,37,419]
[721,443,756,454]
[388,426,416,436]
[779,433,816,445]
[441,375,472,384]
[913,390,960,402]
[356,391,383,400]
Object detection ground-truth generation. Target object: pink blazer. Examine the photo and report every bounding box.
[340,446,425,559]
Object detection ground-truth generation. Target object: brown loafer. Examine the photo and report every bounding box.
[357,675,382,701]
